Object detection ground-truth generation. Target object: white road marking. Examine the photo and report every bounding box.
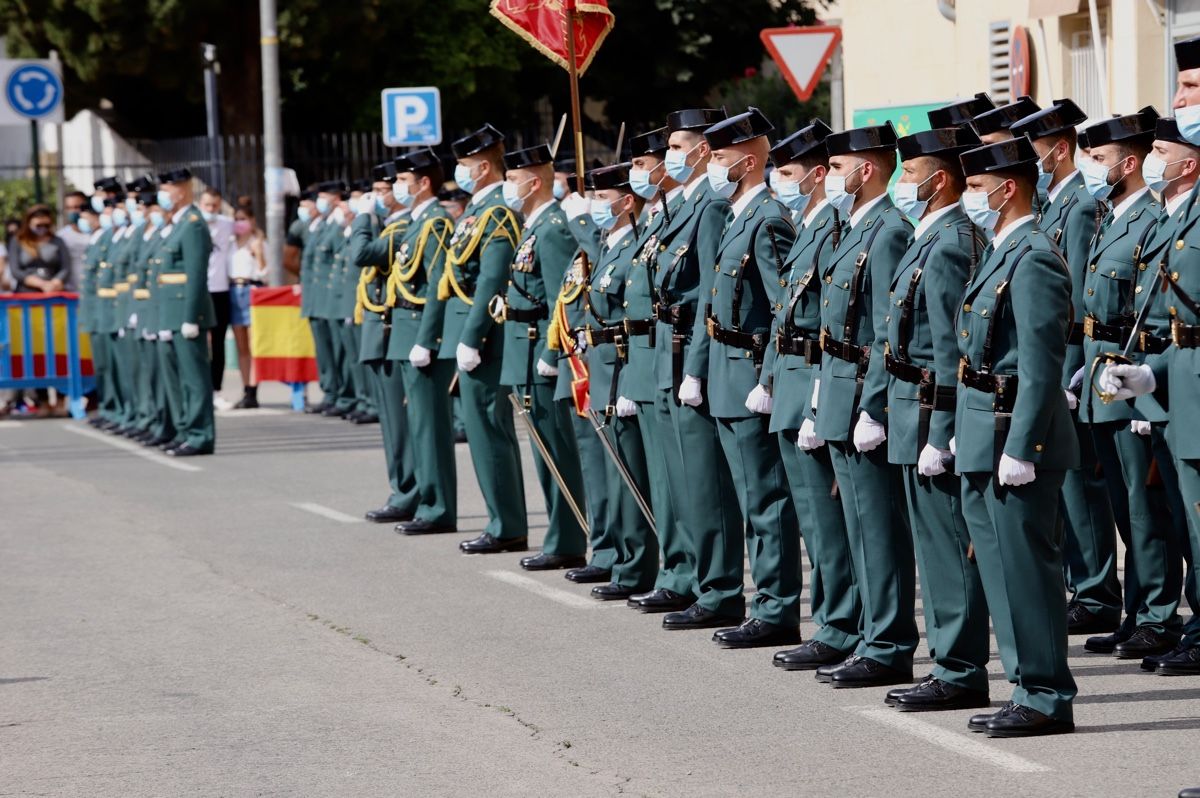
[290,502,361,524]
[484,570,600,610]
[62,424,203,473]
[216,408,286,418]
[846,706,1050,774]
[0,420,25,428]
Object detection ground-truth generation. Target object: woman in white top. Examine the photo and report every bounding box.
[228,205,267,408]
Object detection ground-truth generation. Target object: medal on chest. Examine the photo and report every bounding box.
[393,242,411,269]
[597,261,617,291]
[636,234,658,265]
[515,235,536,273]
[449,215,477,253]
[566,254,585,287]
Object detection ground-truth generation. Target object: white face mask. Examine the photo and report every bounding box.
[769,167,815,213]
[893,172,939,219]
[705,156,746,199]
[502,177,535,211]
[824,162,864,214]
[330,207,346,226]
[960,181,1009,231]
[1142,153,1189,193]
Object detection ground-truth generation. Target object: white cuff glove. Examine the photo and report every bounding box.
[745,384,773,414]
[810,378,820,411]
[456,342,481,372]
[158,330,174,342]
[128,313,138,328]
[357,192,376,215]
[918,444,952,478]
[1064,389,1078,411]
[575,330,589,353]
[141,329,157,341]
[615,396,637,417]
[997,453,1036,487]
[561,192,591,220]
[1099,363,1156,400]
[949,436,956,457]
[408,344,432,367]
[1131,419,1152,436]
[1068,365,1085,392]
[116,327,125,339]
[678,375,703,407]
[797,418,824,451]
[181,322,200,339]
[536,358,559,377]
[852,411,886,453]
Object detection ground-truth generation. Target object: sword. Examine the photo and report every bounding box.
[586,408,656,531]
[1092,268,1159,404]
[550,113,568,159]
[508,392,590,535]
[613,122,626,165]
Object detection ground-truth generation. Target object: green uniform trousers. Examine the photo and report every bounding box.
[603,413,658,589]
[1092,421,1183,634]
[1154,425,1200,643]
[1171,451,1200,647]
[172,334,215,451]
[571,410,616,570]
[399,358,456,525]
[115,331,139,425]
[157,339,182,442]
[515,383,586,556]
[134,337,157,431]
[329,320,357,412]
[104,332,127,423]
[369,359,419,514]
[309,318,336,402]
[91,333,115,421]
[829,442,918,671]
[962,469,1077,722]
[649,389,698,596]
[337,321,370,415]
[148,337,175,441]
[1061,418,1121,624]
[901,466,990,693]
[460,352,527,540]
[636,399,681,592]
[778,431,862,653]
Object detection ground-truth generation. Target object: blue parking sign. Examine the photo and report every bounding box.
[381,87,442,147]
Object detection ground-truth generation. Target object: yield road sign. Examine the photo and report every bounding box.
[760,26,842,102]
[1,60,64,125]
[381,86,442,147]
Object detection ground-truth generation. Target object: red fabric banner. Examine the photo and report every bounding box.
[489,0,615,75]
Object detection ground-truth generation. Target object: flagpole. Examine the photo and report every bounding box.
[564,0,589,280]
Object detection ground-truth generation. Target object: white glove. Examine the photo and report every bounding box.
[1099,363,1156,400]
[575,330,589,352]
[344,317,354,327]
[536,358,558,377]
[1131,419,1152,436]
[852,411,886,453]
[117,327,125,339]
[949,436,956,457]
[127,313,138,328]
[810,378,820,411]
[997,453,1036,487]
[615,396,637,417]
[357,192,376,215]
[456,342,481,372]
[797,418,824,451]
[561,192,591,220]
[408,344,431,367]
[1065,389,1079,411]
[918,444,952,478]
[678,375,703,407]
[745,384,773,414]
[181,322,200,339]
[158,330,174,342]
[141,329,156,341]
[1068,366,1085,392]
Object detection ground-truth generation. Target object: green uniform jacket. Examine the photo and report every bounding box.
[298,217,323,318]
[80,231,108,334]
[384,202,452,359]
[814,196,913,442]
[137,226,167,337]
[93,228,119,335]
[1131,205,1183,423]
[763,202,840,433]
[310,221,342,321]
[622,196,683,403]
[500,201,576,387]
[157,205,216,332]
[1078,189,1161,423]
[351,210,410,362]
[111,226,141,331]
[885,206,978,463]
[705,189,796,419]
[1040,172,1100,386]
[954,219,1079,472]
[330,223,358,321]
[586,228,639,410]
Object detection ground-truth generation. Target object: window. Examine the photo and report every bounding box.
[989,21,1012,103]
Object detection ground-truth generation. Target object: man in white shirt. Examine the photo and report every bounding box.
[56,191,91,291]
[199,188,234,409]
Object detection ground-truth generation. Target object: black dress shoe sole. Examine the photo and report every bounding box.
[831,675,913,689]
[565,573,611,584]
[521,557,587,571]
[1114,645,1177,660]
[592,589,638,601]
[773,650,848,671]
[985,722,1075,738]
[365,512,413,523]
[1156,664,1200,676]
[895,694,991,713]
[460,539,529,554]
[396,525,457,536]
[662,616,742,631]
[716,633,802,650]
[1083,642,1118,654]
[633,599,693,614]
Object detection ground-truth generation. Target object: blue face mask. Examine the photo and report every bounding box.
[893,172,938,219]
[824,162,864,214]
[316,197,332,215]
[552,180,566,200]
[125,197,138,214]
[502,178,534,211]
[297,206,312,223]
[99,214,114,230]
[392,180,414,207]
[629,168,661,200]
[90,195,105,213]
[769,167,815,213]
[664,142,701,183]
[201,209,216,223]
[375,196,391,216]
[1036,150,1055,194]
[111,208,129,227]
[131,209,146,227]
[157,189,175,212]
[705,157,745,199]
[454,163,478,194]
[1178,103,1200,146]
[149,210,165,229]
[78,217,93,234]
[590,199,620,230]
[1079,157,1119,201]
[960,182,1007,231]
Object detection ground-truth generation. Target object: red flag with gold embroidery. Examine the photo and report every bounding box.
[489,0,615,75]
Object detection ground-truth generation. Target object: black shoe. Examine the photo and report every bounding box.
[1156,644,1200,676]
[365,505,413,523]
[985,704,1074,738]
[1067,602,1118,635]
[815,654,859,684]
[353,412,379,424]
[520,553,587,571]
[830,656,913,689]
[87,416,105,427]
[323,405,348,418]
[304,400,329,414]
[895,678,990,712]
[395,519,456,536]
[344,410,364,423]
[629,588,692,613]
[968,701,1014,732]
[1084,629,1130,654]
[564,565,611,584]
[1142,643,1189,672]
[592,583,638,601]
[713,618,801,650]
[1180,789,1200,798]
[233,389,259,409]
[662,603,741,631]
[885,674,933,706]
[773,640,849,671]
[167,443,212,457]
[459,533,528,554]
[144,434,171,447]
[454,429,468,444]
[1114,626,1179,660]
[159,439,184,451]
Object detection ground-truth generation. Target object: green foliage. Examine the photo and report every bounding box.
[0,176,64,223]
[708,70,831,136]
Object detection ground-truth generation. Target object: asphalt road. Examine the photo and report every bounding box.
[2,383,1199,797]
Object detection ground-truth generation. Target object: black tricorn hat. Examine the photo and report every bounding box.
[351,178,373,193]
[553,158,576,174]
[136,191,156,206]
[503,143,554,170]
[631,127,669,158]
[451,123,504,158]
[158,168,193,184]
[770,119,833,167]
[395,148,441,173]
[703,107,774,150]
[927,93,995,129]
[667,108,726,133]
[1009,98,1087,141]
[1077,127,1092,150]
[971,95,1040,136]
[126,172,157,193]
[300,189,317,202]
[94,175,122,192]
[371,162,397,183]
[316,179,347,194]
[825,122,898,157]
[589,162,631,191]
[897,126,982,161]
[1155,117,1192,146]
[1082,106,1160,148]
[959,137,1039,177]
[103,196,125,207]
[1177,35,1200,71]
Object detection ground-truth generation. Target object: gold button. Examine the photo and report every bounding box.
[1089,264,1096,272]
[961,330,969,338]
[1173,271,1181,280]
[981,308,989,317]
[659,245,666,252]
[779,279,787,287]
[963,303,972,312]
[824,300,829,306]
[1034,444,1044,452]
[885,315,891,322]
[744,351,752,358]
[1135,285,1143,294]
[1110,270,1117,277]
[626,279,632,285]
[825,275,832,284]
[842,281,850,289]
[1177,240,1185,250]
[1087,288,1095,296]
[775,303,782,310]
[623,301,629,308]
[712,288,718,295]
[714,265,720,271]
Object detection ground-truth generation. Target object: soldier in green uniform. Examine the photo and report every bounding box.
[156,169,216,456]
[493,143,588,570]
[118,176,156,439]
[337,179,377,424]
[699,108,801,649]
[954,137,1078,736]
[86,179,121,429]
[134,191,175,447]
[103,188,136,433]
[812,122,917,688]
[1010,100,1120,636]
[881,126,991,711]
[431,124,529,555]
[762,120,863,671]
[327,186,367,421]
[304,181,346,415]
[320,184,360,419]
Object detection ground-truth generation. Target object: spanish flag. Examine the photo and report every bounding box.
[250,286,318,383]
[4,293,94,380]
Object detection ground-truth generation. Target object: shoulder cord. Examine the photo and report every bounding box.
[437,206,521,305]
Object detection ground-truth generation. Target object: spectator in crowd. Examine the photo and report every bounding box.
[199,188,235,410]
[56,190,92,291]
[283,192,315,284]
[228,204,267,409]
[4,217,20,244]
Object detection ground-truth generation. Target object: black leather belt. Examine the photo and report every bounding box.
[586,325,623,345]
[884,352,928,385]
[394,297,422,312]
[1138,331,1171,354]
[775,331,822,364]
[655,303,694,329]
[1083,315,1133,346]
[623,318,654,337]
[819,330,867,365]
[503,305,548,323]
[231,278,264,287]
[958,359,1018,413]
[920,382,956,412]
[1067,321,1085,345]
[705,316,766,354]
[1172,320,1200,348]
